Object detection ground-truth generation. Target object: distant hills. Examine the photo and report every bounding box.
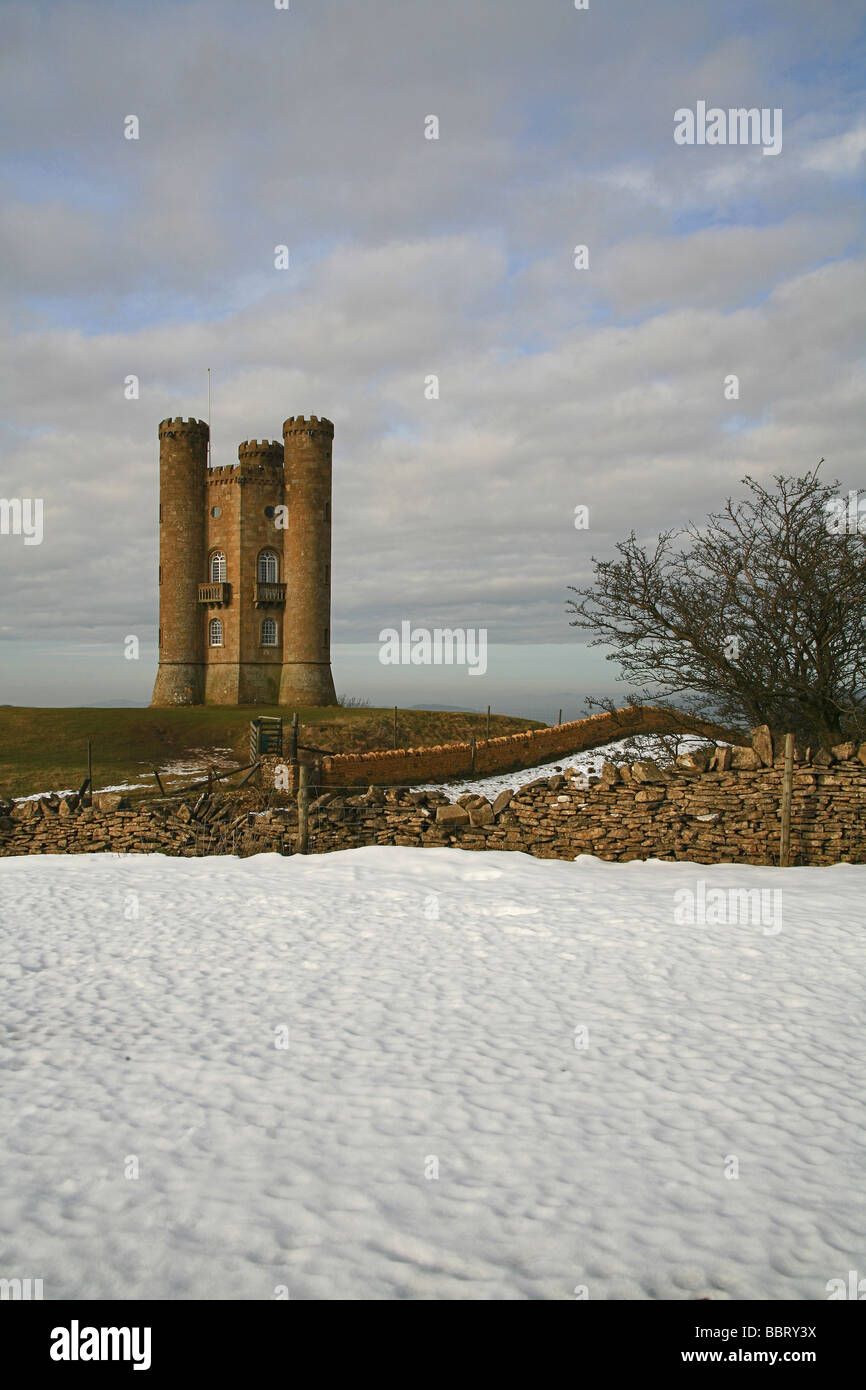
[410,704,481,713]
[87,700,149,708]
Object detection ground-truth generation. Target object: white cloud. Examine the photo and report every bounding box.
[801,120,866,175]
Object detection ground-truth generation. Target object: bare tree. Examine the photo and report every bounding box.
[567,466,866,748]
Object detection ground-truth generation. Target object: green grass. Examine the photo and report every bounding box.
[0,705,543,800]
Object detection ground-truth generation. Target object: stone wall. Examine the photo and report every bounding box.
[3,732,865,867]
[262,704,745,791]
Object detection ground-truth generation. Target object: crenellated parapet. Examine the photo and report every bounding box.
[238,439,285,464]
[206,464,284,486]
[158,417,209,439]
[283,415,334,439]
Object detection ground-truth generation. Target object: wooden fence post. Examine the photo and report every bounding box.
[558,708,562,726]
[470,735,476,773]
[297,763,309,855]
[486,705,491,742]
[393,706,398,749]
[87,739,93,806]
[290,712,299,762]
[779,732,794,866]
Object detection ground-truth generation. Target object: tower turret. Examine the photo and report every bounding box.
[150,417,208,706]
[237,439,285,468]
[278,416,338,706]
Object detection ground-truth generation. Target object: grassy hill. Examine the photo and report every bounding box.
[0,705,543,800]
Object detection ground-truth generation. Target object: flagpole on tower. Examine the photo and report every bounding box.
[207,367,212,468]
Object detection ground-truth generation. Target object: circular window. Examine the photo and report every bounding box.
[264,506,275,518]
[210,506,221,518]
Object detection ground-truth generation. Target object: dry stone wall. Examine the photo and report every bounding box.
[264,704,745,791]
[3,731,866,867]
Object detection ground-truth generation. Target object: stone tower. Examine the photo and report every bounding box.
[151,417,208,706]
[151,413,337,707]
[279,415,338,707]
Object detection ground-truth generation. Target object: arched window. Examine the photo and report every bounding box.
[261,618,278,647]
[258,550,278,583]
[210,551,227,582]
[209,618,223,647]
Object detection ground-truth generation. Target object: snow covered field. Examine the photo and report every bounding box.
[1,846,863,1300]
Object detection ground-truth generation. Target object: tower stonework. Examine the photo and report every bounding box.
[151,418,208,706]
[279,416,338,708]
[151,413,337,708]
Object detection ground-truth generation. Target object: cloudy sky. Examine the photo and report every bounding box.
[1,0,864,716]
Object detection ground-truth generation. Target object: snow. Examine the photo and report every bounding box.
[419,732,718,801]
[14,747,239,802]
[158,747,237,778]
[15,734,709,804]
[1,846,863,1301]
[15,780,150,803]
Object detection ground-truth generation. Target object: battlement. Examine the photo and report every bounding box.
[283,415,334,438]
[238,440,285,463]
[158,417,209,438]
[206,461,284,484]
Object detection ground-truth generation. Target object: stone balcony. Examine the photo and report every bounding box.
[255,582,287,607]
[198,582,231,607]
